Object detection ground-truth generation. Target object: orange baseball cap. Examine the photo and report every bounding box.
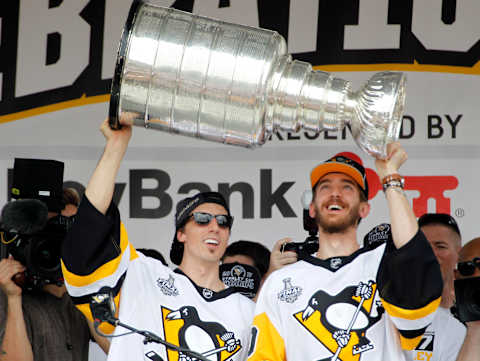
[310,155,368,198]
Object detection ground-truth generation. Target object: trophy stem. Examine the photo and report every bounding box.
[266,57,352,134]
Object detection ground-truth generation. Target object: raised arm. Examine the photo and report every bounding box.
[375,142,417,249]
[61,118,134,335]
[86,118,132,214]
[375,142,442,350]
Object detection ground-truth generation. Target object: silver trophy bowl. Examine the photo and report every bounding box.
[109,0,406,159]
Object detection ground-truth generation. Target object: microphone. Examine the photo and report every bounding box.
[89,287,211,361]
[90,287,118,328]
[1,199,48,234]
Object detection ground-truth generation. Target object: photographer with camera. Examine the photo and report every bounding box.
[258,191,320,288]
[0,158,108,361]
[454,237,480,361]
[248,145,443,361]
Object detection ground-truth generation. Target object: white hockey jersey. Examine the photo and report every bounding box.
[404,307,466,361]
[61,197,255,361]
[248,232,442,361]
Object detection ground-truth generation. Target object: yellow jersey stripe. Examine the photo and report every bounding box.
[249,312,285,361]
[399,334,423,351]
[381,296,441,320]
[61,223,132,288]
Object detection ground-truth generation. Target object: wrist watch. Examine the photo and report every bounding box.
[381,173,405,192]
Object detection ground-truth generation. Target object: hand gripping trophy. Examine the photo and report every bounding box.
[109,0,406,159]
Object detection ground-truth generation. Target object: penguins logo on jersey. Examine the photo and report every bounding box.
[162,305,241,361]
[293,281,384,361]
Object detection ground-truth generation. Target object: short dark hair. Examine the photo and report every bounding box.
[222,240,270,278]
[418,213,461,238]
[63,188,80,207]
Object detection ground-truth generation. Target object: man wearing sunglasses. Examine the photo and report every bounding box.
[248,143,443,361]
[60,119,255,361]
[455,237,480,361]
[403,213,466,361]
[457,238,480,279]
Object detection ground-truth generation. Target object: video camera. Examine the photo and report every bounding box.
[454,276,480,323]
[281,191,319,257]
[0,158,71,290]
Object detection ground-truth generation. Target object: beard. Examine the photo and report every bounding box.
[314,200,360,234]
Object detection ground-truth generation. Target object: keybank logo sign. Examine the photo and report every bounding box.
[338,152,459,217]
[6,157,458,220]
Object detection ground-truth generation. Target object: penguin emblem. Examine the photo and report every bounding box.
[164,306,241,361]
[293,281,384,361]
[231,265,246,278]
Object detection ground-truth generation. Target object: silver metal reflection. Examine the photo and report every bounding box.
[109,0,406,159]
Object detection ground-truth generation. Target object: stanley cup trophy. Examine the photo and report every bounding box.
[109,0,406,159]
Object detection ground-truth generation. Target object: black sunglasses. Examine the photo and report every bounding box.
[189,212,233,228]
[457,257,480,277]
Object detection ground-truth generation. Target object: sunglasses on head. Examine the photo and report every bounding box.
[457,257,480,276]
[189,212,233,228]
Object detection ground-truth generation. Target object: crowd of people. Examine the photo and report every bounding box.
[0,121,479,361]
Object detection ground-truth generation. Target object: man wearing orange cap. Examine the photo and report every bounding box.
[248,143,443,361]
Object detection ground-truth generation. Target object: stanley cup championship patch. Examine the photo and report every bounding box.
[277,278,302,304]
[157,275,179,296]
[293,281,384,361]
[220,263,259,299]
[158,305,242,361]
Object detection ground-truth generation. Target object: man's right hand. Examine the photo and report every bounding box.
[85,118,133,215]
[267,238,298,276]
[0,256,25,298]
[100,117,132,145]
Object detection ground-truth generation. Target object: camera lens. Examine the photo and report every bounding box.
[32,238,61,272]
